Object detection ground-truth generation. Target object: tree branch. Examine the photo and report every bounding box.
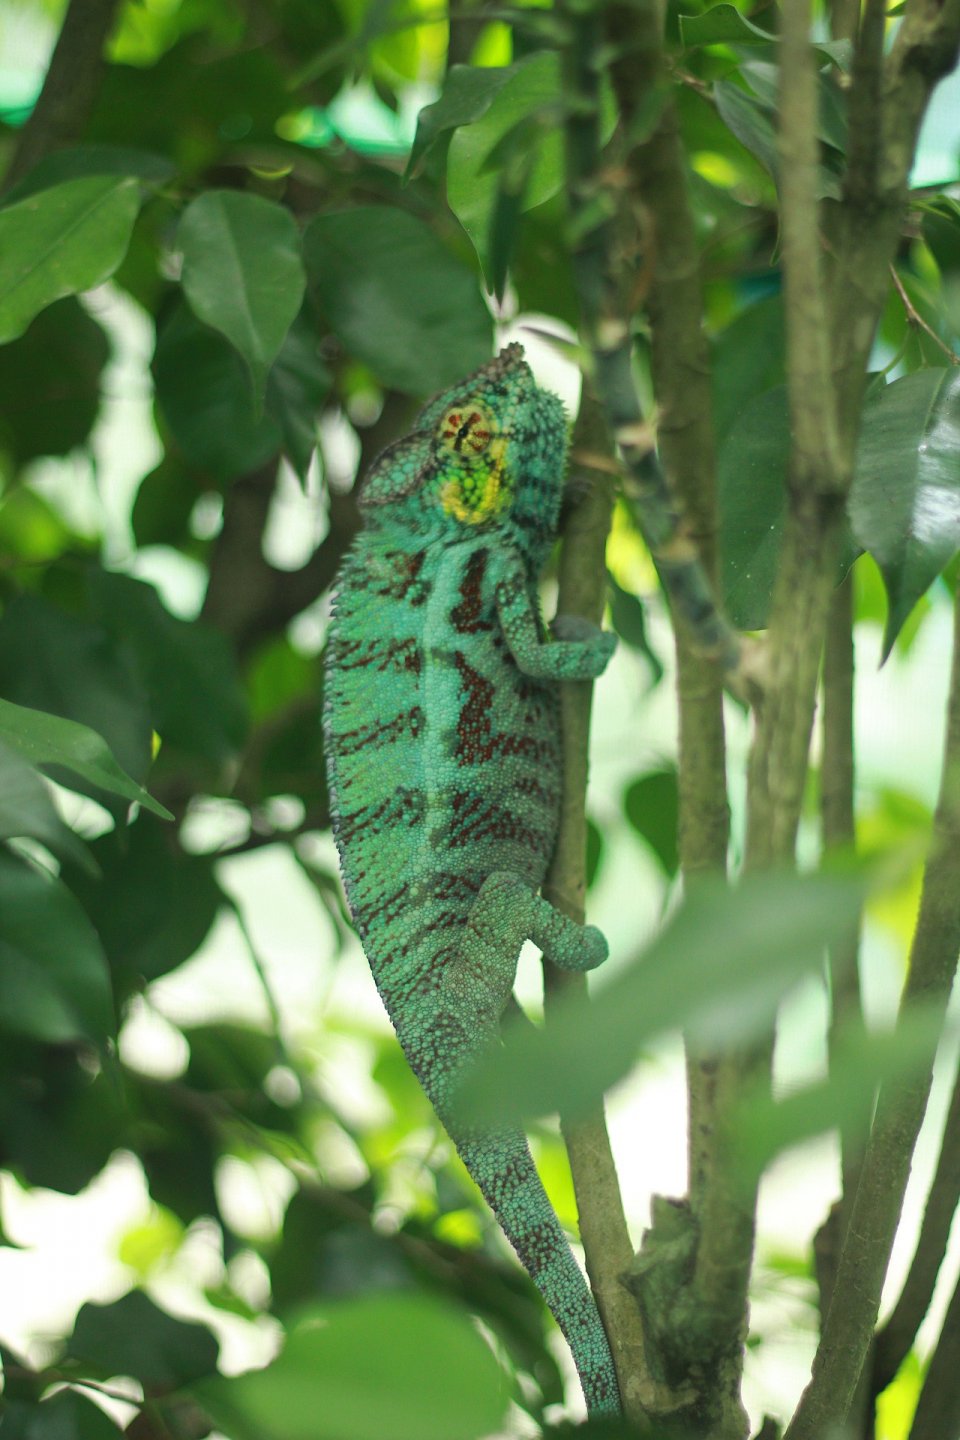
[543,392,662,1423]
[785,584,960,1439]
[873,1057,960,1392]
[907,1262,960,1440]
[2,0,121,193]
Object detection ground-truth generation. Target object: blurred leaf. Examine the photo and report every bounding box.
[67,814,222,996]
[0,487,76,565]
[0,298,110,465]
[0,176,141,343]
[0,849,113,1046]
[266,314,331,480]
[585,817,603,889]
[713,82,780,184]
[718,384,790,629]
[606,573,664,681]
[66,1290,219,1389]
[848,368,960,655]
[4,1390,123,1439]
[177,190,306,403]
[3,145,175,205]
[0,694,170,819]
[735,1007,948,1181]
[87,570,248,764]
[623,768,679,877]
[406,64,515,180]
[304,207,492,394]
[0,1040,127,1193]
[463,871,863,1125]
[0,740,94,873]
[195,1293,508,1440]
[131,454,203,548]
[680,7,852,69]
[711,294,784,441]
[153,302,283,479]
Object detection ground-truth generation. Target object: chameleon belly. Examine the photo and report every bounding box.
[324,345,620,1416]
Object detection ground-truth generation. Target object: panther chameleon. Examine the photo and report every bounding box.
[323,343,620,1416]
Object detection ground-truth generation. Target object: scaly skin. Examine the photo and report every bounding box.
[324,344,619,1416]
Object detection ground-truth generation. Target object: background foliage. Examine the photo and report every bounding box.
[0,0,959,1436]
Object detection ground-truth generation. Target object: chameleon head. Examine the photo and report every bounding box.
[358,344,568,565]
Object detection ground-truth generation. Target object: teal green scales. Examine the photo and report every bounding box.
[323,344,620,1417]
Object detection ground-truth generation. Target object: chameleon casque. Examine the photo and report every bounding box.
[323,344,620,1417]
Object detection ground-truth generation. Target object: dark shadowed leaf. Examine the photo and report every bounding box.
[304,208,491,393]
[607,573,664,681]
[67,1291,219,1389]
[0,176,141,343]
[711,294,784,441]
[0,298,110,464]
[849,368,960,654]
[3,145,175,205]
[0,596,167,817]
[463,871,863,1125]
[87,570,248,764]
[154,302,282,478]
[718,384,790,628]
[623,768,679,876]
[177,190,306,402]
[2,1390,123,1439]
[131,454,203,548]
[0,849,113,1045]
[0,741,94,873]
[195,1293,507,1440]
[266,314,331,480]
[0,697,170,819]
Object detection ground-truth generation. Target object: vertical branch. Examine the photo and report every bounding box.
[907,1266,960,1440]
[542,394,654,1420]
[785,586,960,1439]
[2,0,121,193]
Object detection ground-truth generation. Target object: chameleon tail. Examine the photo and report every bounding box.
[455,1126,621,1417]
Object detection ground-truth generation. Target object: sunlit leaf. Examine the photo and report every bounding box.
[849,368,960,654]
[0,176,141,343]
[0,849,113,1045]
[177,190,306,403]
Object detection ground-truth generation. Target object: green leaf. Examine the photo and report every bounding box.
[849,369,960,654]
[0,696,171,820]
[86,570,248,765]
[177,190,306,403]
[718,384,790,629]
[623,768,680,877]
[446,52,566,285]
[0,298,109,464]
[3,144,175,206]
[406,64,516,180]
[153,302,283,478]
[195,1293,508,1440]
[0,175,141,344]
[0,849,113,1045]
[303,207,492,394]
[463,871,863,1125]
[607,572,664,681]
[131,454,202,548]
[712,294,784,441]
[680,5,852,68]
[0,740,94,873]
[714,80,841,197]
[3,1390,123,1439]
[66,813,222,999]
[266,314,331,481]
[66,1291,219,1389]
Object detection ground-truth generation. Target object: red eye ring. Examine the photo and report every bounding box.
[438,404,496,456]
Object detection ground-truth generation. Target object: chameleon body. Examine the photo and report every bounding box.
[323,344,620,1416]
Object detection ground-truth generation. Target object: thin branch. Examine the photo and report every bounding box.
[873,1056,960,1391]
[907,1264,960,1439]
[542,392,659,1422]
[2,0,121,193]
[889,265,960,367]
[784,584,960,1439]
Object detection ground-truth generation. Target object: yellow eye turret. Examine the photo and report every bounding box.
[435,401,510,524]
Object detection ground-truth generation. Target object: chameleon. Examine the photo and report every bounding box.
[323,343,620,1418]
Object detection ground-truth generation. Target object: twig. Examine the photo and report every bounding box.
[784,584,960,1439]
[889,265,960,367]
[907,1267,960,1439]
[873,1057,960,1391]
[2,0,121,193]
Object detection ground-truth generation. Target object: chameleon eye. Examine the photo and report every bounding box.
[438,403,496,457]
